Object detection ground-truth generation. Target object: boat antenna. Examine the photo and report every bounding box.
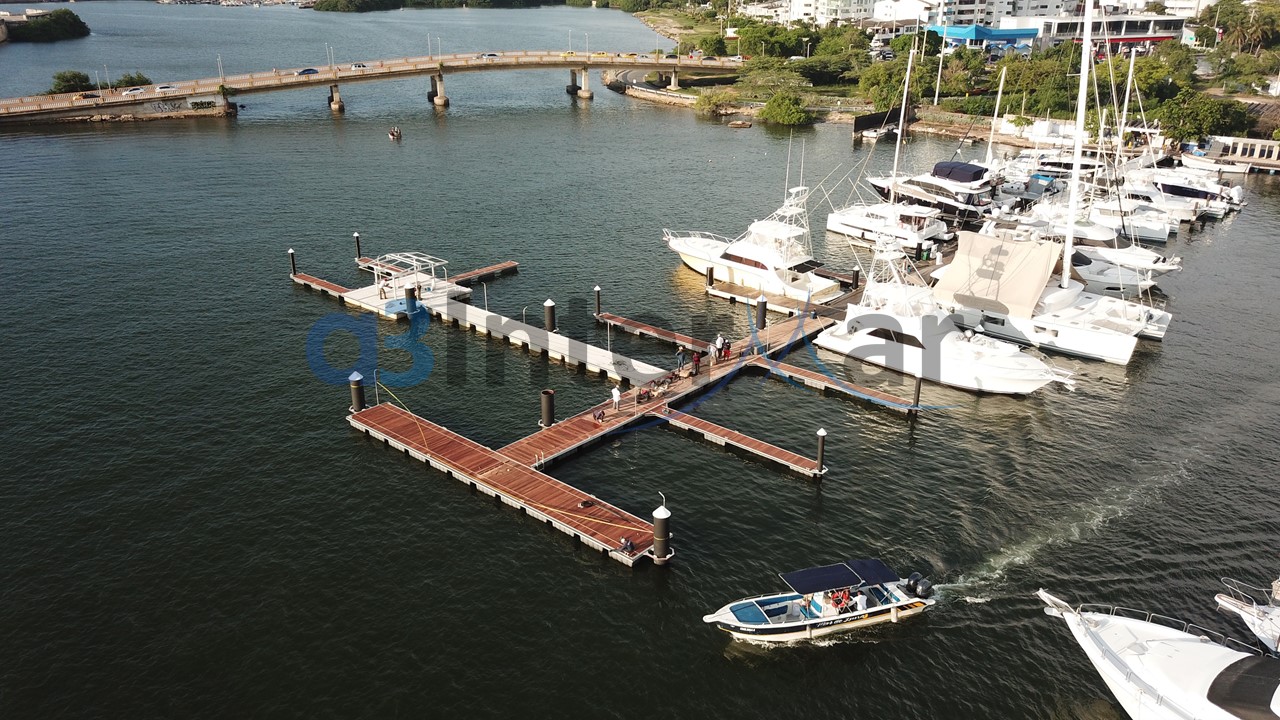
[1062,0,1095,289]
[785,131,794,199]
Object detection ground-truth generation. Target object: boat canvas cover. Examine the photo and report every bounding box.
[780,564,863,595]
[844,558,901,586]
[931,162,987,184]
[933,231,1060,319]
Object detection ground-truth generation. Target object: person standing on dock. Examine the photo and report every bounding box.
[714,333,725,361]
[675,347,686,371]
[691,349,701,376]
[611,385,621,413]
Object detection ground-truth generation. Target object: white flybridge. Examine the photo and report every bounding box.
[1039,590,1280,720]
[1216,576,1280,654]
[665,185,843,304]
[815,240,1073,394]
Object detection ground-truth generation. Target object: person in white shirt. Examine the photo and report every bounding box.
[853,590,868,613]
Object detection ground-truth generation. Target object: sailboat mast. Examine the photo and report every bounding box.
[985,66,1008,165]
[890,47,917,202]
[1062,0,1095,290]
[1116,48,1137,165]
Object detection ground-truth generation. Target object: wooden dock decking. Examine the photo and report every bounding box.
[706,281,820,316]
[652,409,824,477]
[349,403,655,566]
[449,261,519,286]
[595,313,710,353]
[747,356,913,410]
[291,273,351,296]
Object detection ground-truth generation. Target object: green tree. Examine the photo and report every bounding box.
[8,9,90,42]
[735,66,809,98]
[694,87,739,115]
[759,91,814,125]
[47,70,96,95]
[1155,88,1255,140]
[696,34,728,55]
[113,72,153,89]
[1272,127,1280,140]
[1147,1,1168,13]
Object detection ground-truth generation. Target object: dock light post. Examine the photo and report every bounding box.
[651,492,673,565]
[94,70,102,92]
[522,305,529,324]
[349,371,365,413]
[815,428,827,478]
[544,298,557,333]
[480,281,489,311]
[288,248,297,275]
[568,29,572,52]
[217,54,224,83]
[594,285,601,316]
[353,231,361,259]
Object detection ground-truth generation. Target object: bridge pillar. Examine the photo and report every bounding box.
[576,68,593,100]
[565,69,580,96]
[666,71,680,91]
[430,74,449,107]
[327,85,345,113]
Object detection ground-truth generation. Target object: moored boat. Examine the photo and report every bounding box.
[703,558,936,643]
[1181,150,1252,175]
[1039,589,1280,720]
[1216,576,1280,654]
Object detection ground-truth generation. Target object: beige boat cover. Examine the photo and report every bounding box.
[933,231,1061,319]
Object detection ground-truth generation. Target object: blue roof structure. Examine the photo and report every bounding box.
[927,24,1039,43]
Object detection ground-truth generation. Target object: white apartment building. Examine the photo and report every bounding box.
[998,12,1187,46]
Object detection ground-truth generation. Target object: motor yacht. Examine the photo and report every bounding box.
[1215,576,1280,654]
[868,161,1013,226]
[825,202,951,254]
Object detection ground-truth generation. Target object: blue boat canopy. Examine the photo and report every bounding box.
[780,559,900,594]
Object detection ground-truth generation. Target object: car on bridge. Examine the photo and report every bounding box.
[477,53,499,60]
[350,63,367,70]
[560,51,576,58]
[122,87,145,96]
[73,92,100,100]
[154,85,177,93]
[295,68,319,76]
[591,51,609,58]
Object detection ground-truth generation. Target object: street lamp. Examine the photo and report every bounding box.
[802,36,811,57]
[934,4,948,105]
[568,29,572,52]
[103,64,109,90]
[585,32,589,56]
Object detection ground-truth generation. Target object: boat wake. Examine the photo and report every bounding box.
[938,460,1192,602]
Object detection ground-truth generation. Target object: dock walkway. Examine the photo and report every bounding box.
[448,261,519,286]
[651,408,824,477]
[595,312,709,353]
[349,403,655,566]
[747,356,912,410]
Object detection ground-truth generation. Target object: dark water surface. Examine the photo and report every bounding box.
[2,4,1278,718]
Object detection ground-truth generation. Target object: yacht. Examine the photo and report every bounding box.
[868,161,1012,225]
[703,559,936,643]
[1039,589,1280,720]
[1120,183,1205,223]
[665,186,843,304]
[1216,576,1280,654]
[861,124,895,140]
[1088,198,1175,243]
[815,242,1073,394]
[979,219,1161,300]
[931,231,1171,364]
[825,202,951,254]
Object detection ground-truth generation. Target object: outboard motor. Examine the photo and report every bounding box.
[905,572,922,595]
[915,579,934,599]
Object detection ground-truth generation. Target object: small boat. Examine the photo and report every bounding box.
[388,126,402,141]
[861,124,895,140]
[1039,589,1280,720]
[1181,150,1252,175]
[727,120,752,129]
[702,558,936,643]
[1215,576,1280,654]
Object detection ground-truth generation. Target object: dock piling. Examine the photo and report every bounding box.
[544,298,557,333]
[851,268,860,289]
[349,371,365,413]
[404,286,418,315]
[908,377,922,418]
[594,285,601,316]
[755,295,768,332]
[815,428,827,480]
[651,499,673,565]
[540,389,555,428]
[353,231,361,259]
[704,266,715,287]
[288,248,297,276]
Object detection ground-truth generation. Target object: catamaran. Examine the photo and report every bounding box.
[703,559,936,643]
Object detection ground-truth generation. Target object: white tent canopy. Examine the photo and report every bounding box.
[932,231,1059,319]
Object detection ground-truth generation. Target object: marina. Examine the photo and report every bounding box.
[3,4,1279,719]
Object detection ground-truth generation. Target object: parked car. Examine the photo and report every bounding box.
[664,54,679,59]
[702,56,718,61]
[154,84,177,93]
[350,63,367,70]
[476,53,499,60]
[122,87,145,96]
[73,92,100,100]
[295,68,319,76]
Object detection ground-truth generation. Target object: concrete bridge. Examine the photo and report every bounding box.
[0,50,743,123]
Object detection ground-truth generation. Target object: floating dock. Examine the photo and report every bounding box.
[349,403,657,566]
[652,408,825,477]
[594,312,709,352]
[747,356,913,411]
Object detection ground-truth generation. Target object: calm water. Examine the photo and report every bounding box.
[2,4,1278,718]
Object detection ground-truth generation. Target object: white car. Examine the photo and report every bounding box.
[121,87,145,96]
[154,84,177,93]
[349,63,367,70]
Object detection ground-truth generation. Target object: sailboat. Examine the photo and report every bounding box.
[815,239,1073,394]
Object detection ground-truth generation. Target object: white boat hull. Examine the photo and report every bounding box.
[1181,152,1252,175]
[1216,593,1280,653]
[669,239,841,304]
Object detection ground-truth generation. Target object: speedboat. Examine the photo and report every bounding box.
[703,558,936,643]
[1121,183,1205,223]
[815,242,1073,394]
[665,186,843,304]
[1039,589,1280,720]
[1216,576,1280,654]
[1180,150,1252,176]
[861,124,895,140]
[825,202,951,255]
[388,126,402,140]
